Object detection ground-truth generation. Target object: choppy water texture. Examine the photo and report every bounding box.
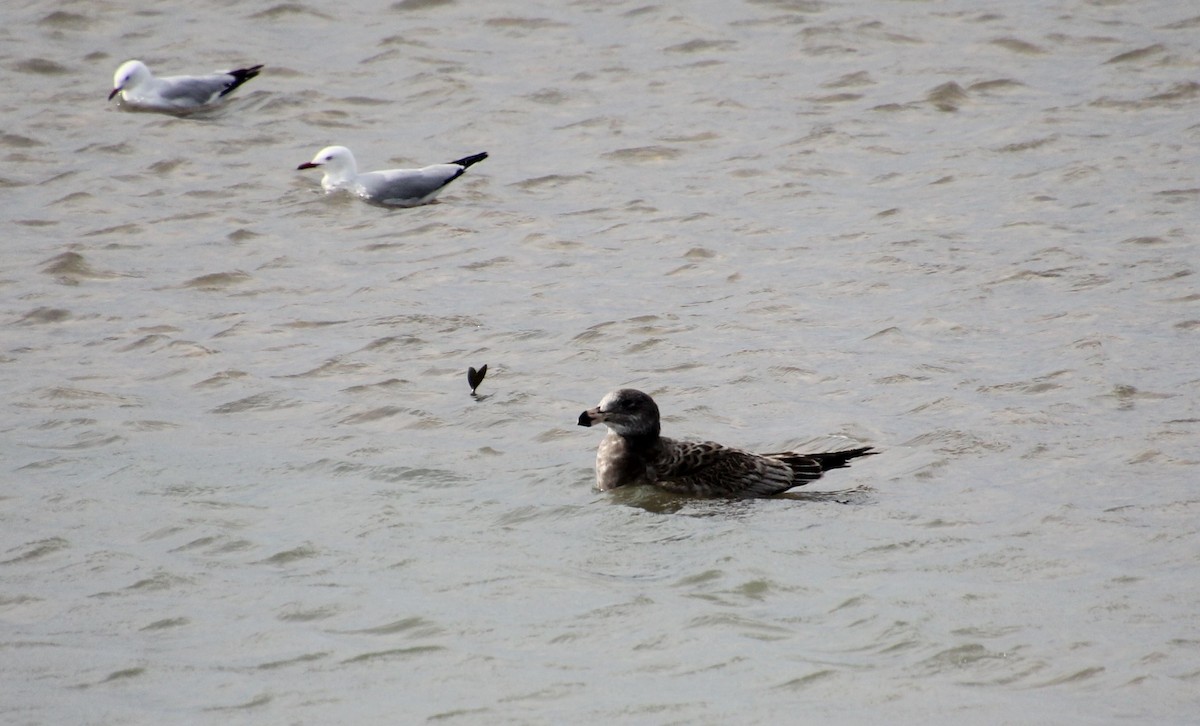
[3,0,1199,723]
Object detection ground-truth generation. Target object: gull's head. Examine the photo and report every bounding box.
[297,145,357,189]
[297,145,356,173]
[577,388,661,437]
[109,60,150,101]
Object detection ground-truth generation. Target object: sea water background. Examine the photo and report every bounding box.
[2,0,1198,723]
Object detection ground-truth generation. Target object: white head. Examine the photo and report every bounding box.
[110,60,151,100]
[297,145,358,188]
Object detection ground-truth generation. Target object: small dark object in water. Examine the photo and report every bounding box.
[468,365,487,396]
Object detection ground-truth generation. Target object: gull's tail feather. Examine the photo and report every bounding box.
[806,447,877,472]
[765,446,877,484]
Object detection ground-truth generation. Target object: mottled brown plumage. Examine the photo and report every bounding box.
[577,388,875,498]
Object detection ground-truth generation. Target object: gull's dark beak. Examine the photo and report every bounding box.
[108,87,121,101]
[577,406,603,427]
[297,161,320,170]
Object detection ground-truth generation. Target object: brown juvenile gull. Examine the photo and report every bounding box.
[577,388,876,498]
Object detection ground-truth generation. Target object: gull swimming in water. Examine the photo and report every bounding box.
[108,60,263,112]
[297,146,488,207]
[577,388,876,498]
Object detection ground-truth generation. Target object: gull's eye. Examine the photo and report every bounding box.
[324,155,333,161]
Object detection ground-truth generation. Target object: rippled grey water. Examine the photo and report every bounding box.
[3,0,1198,723]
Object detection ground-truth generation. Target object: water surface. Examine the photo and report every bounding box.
[2,0,1198,723]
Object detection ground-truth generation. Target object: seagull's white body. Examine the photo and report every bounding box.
[297,146,488,207]
[109,60,263,112]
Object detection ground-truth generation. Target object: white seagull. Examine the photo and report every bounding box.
[108,60,264,112]
[297,146,488,207]
[578,388,876,498]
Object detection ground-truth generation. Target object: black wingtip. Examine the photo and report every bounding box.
[234,64,265,79]
[220,64,264,97]
[810,447,878,472]
[448,152,488,169]
[467,364,487,394]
